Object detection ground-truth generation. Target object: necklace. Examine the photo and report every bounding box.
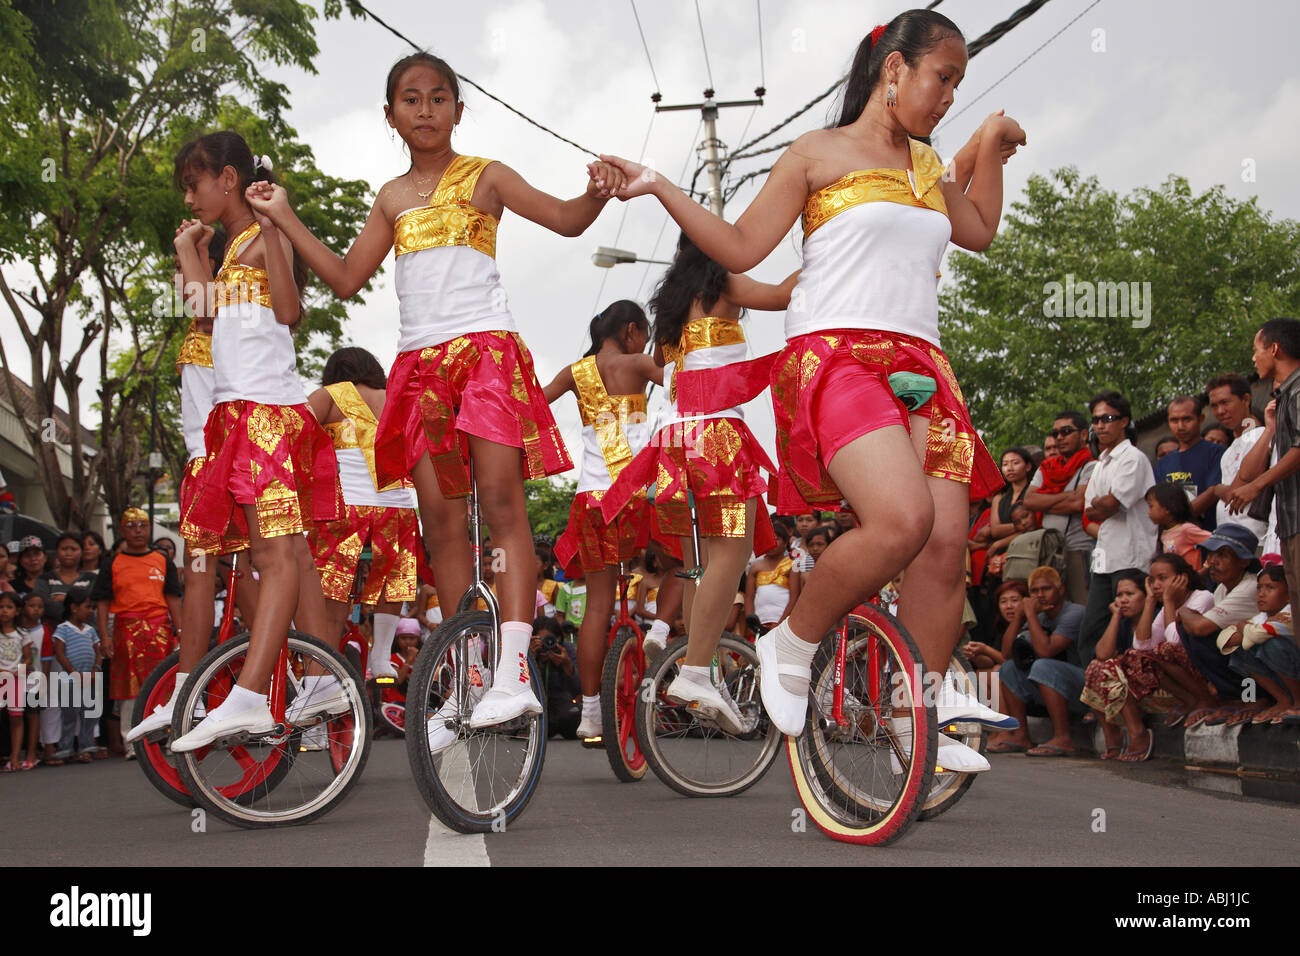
[410,168,439,200]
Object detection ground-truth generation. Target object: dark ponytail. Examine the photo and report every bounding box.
[834,9,964,130]
[322,346,387,389]
[584,300,648,357]
[649,232,730,351]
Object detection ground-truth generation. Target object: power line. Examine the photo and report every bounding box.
[755,0,766,90]
[936,0,1101,133]
[695,0,716,92]
[347,0,599,156]
[629,0,662,100]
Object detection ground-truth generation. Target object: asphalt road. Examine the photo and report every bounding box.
[5,736,1298,867]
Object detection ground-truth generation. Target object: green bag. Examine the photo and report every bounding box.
[888,372,937,412]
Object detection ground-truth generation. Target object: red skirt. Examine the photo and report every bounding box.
[374,331,573,496]
[181,401,343,540]
[764,330,1003,513]
[599,416,776,556]
[307,504,420,604]
[110,609,175,700]
[179,456,249,557]
[554,491,682,578]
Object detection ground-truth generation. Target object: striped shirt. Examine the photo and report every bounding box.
[1271,366,1300,539]
[53,622,99,672]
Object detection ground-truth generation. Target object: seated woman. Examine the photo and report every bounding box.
[1220,565,1300,724]
[1079,571,1155,760]
[962,579,1026,673]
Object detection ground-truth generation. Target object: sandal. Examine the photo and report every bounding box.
[1163,708,1189,728]
[43,758,64,767]
[74,753,93,764]
[1118,729,1155,763]
[1,761,14,773]
[18,760,35,771]
[1099,746,1123,760]
[986,741,1029,754]
[1026,744,1077,757]
[1227,707,1261,728]
[90,749,111,760]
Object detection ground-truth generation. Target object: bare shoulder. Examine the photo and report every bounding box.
[375,176,414,221]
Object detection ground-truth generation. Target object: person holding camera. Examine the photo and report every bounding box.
[987,566,1086,756]
[530,616,581,739]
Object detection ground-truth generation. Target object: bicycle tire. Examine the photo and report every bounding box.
[637,635,782,798]
[788,607,936,845]
[405,610,547,833]
[131,651,194,808]
[174,631,372,828]
[600,625,648,782]
[918,652,985,820]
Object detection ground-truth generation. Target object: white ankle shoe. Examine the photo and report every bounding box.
[643,630,667,656]
[755,633,809,737]
[885,718,990,774]
[934,672,1019,729]
[427,699,459,755]
[285,676,351,723]
[577,712,602,740]
[171,700,275,753]
[468,686,543,729]
[124,701,175,744]
[666,675,745,735]
[369,656,398,683]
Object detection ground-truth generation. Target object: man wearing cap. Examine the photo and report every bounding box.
[12,536,48,597]
[1174,523,1261,725]
[89,508,181,755]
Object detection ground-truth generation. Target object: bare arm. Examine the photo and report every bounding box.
[305,387,334,423]
[938,115,1024,252]
[724,270,801,312]
[487,161,622,238]
[1085,493,1121,523]
[625,353,665,388]
[96,602,111,659]
[541,364,575,405]
[782,570,801,623]
[743,567,757,620]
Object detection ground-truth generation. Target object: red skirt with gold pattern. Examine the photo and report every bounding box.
[307,504,420,604]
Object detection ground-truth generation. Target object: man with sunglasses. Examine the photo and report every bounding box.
[1078,391,1158,665]
[1025,410,1096,604]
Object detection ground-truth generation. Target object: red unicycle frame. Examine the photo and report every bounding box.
[595,565,648,780]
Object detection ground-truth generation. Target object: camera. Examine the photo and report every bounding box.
[1012,635,1038,672]
[540,632,562,654]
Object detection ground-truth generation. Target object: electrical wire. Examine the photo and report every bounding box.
[636,118,703,301]
[630,0,662,99]
[589,110,657,315]
[695,0,716,92]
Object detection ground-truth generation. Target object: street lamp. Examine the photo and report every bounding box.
[591,246,673,269]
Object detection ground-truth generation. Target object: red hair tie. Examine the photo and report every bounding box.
[870,23,888,46]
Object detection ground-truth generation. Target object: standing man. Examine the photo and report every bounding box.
[1024,409,1095,605]
[1231,318,1300,608]
[1155,396,1225,531]
[1079,391,1158,665]
[91,507,182,756]
[1206,373,1267,543]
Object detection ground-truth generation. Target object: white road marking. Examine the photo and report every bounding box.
[424,815,490,866]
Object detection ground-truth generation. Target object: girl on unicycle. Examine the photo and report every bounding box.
[245,52,625,728]
[601,9,1027,770]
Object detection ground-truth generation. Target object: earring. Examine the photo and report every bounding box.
[389,128,394,142]
[886,83,897,108]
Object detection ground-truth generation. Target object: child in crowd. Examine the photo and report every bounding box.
[1220,565,1300,724]
[0,591,33,771]
[1146,482,1212,571]
[745,523,800,630]
[15,593,46,765]
[53,588,101,763]
[804,526,833,571]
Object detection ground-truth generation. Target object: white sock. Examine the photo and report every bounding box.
[648,619,670,642]
[772,620,817,696]
[369,613,398,672]
[164,673,188,709]
[496,621,532,694]
[211,684,266,716]
[678,664,712,685]
[582,694,600,718]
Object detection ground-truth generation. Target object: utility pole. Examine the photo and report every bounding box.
[656,86,764,218]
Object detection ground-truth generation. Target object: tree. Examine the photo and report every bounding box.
[940,168,1300,453]
[0,0,372,527]
[525,478,577,542]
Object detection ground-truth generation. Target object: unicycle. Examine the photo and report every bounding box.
[597,564,649,782]
[920,651,985,820]
[405,464,547,833]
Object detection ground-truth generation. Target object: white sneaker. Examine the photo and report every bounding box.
[170,700,275,753]
[577,712,602,739]
[124,702,174,744]
[369,657,398,683]
[665,674,745,735]
[643,630,667,656]
[299,724,327,752]
[468,686,543,729]
[934,672,1019,729]
[285,676,351,723]
[885,718,990,774]
[716,678,758,734]
[426,698,461,755]
[755,633,809,737]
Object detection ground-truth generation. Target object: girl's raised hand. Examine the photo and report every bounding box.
[244,182,289,228]
[586,161,626,199]
[173,218,211,250]
[598,154,658,200]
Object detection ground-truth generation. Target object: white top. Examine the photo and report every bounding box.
[180,363,215,462]
[663,338,749,427]
[336,447,416,509]
[784,201,950,346]
[1217,425,1268,538]
[212,300,306,406]
[394,245,516,352]
[1139,589,1215,649]
[576,419,652,495]
[754,583,789,626]
[1084,439,1158,573]
[1206,576,1260,630]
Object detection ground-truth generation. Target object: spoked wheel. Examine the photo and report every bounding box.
[600,625,648,782]
[130,650,194,808]
[919,652,986,820]
[789,608,936,845]
[405,611,546,833]
[173,630,372,828]
[637,635,782,797]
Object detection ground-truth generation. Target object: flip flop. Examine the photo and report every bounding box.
[1163,709,1189,728]
[43,758,64,767]
[1,761,14,773]
[18,760,35,771]
[1251,710,1280,725]
[1184,707,1217,729]
[1099,746,1122,760]
[1228,708,1261,727]
[74,753,93,764]
[986,741,1029,754]
[1026,744,1077,757]
[1118,729,1155,763]
[1200,707,1236,727]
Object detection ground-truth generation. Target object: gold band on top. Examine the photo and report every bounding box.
[393,155,499,259]
[802,138,948,239]
[666,316,746,401]
[176,319,213,373]
[214,221,273,312]
[324,381,409,493]
[571,355,647,485]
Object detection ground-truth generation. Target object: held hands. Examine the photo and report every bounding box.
[585,161,627,200]
[597,154,658,200]
[173,218,213,252]
[244,182,289,230]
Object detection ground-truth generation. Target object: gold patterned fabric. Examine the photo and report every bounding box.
[179,455,249,556]
[213,221,272,311]
[307,503,419,604]
[755,556,793,588]
[175,319,213,374]
[665,316,747,402]
[802,137,948,239]
[393,155,499,259]
[323,382,411,493]
[570,355,647,487]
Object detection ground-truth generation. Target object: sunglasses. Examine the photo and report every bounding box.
[1091,414,1124,424]
[1048,426,1079,439]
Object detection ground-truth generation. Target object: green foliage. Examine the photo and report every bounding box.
[941,168,1300,452]
[524,477,576,541]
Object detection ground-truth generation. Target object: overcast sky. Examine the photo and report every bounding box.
[12,0,1300,462]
